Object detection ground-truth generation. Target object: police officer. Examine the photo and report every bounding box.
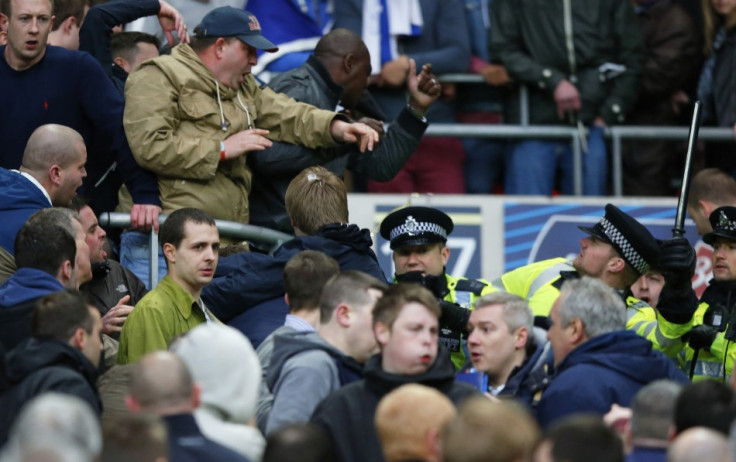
[656,206,736,381]
[494,204,661,321]
[380,206,494,369]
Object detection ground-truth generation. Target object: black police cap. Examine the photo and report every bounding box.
[704,206,736,245]
[578,204,659,275]
[380,206,454,250]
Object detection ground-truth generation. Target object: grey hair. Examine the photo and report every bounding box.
[27,207,81,236]
[631,380,683,441]
[474,291,533,334]
[0,393,101,462]
[558,277,626,337]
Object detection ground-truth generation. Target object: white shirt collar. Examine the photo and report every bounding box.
[14,170,52,206]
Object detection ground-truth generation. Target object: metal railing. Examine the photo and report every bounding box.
[434,75,735,196]
[99,212,293,288]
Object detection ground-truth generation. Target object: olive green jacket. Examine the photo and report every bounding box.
[122,44,340,224]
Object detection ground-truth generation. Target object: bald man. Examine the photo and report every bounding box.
[126,351,248,462]
[668,427,731,462]
[250,28,442,233]
[0,124,87,255]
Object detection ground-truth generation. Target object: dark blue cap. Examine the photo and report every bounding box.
[195,7,278,52]
[704,206,736,245]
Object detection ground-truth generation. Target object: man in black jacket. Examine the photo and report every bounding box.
[203,166,388,347]
[249,27,441,233]
[0,290,103,444]
[310,283,478,462]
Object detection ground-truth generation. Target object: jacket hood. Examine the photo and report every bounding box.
[266,331,348,389]
[0,268,64,307]
[170,324,261,424]
[5,338,98,385]
[363,349,457,396]
[557,330,686,384]
[0,169,49,213]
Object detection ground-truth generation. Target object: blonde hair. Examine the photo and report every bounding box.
[285,166,348,235]
[702,0,736,55]
[375,384,457,462]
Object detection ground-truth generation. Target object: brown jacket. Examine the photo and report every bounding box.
[122,44,340,224]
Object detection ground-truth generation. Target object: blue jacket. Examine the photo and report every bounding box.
[536,330,688,429]
[0,169,49,254]
[203,223,387,323]
[0,45,159,212]
[0,268,65,351]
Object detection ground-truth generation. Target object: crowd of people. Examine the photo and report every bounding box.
[2,0,736,461]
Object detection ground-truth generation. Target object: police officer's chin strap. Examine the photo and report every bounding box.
[395,271,471,333]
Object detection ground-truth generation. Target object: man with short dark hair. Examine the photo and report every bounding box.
[127,351,247,461]
[311,283,478,462]
[687,168,736,235]
[265,270,387,434]
[0,207,91,351]
[46,0,86,49]
[0,290,103,443]
[72,197,146,338]
[538,277,687,428]
[117,208,220,364]
[255,250,340,432]
[79,0,184,93]
[250,28,441,233]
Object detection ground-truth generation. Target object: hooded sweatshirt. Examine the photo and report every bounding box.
[536,330,688,428]
[0,338,101,444]
[265,331,363,435]
[0,268,64,351]
[204,223,386,323]
[170,324,265,462]
[0,169,50,255]
[311,352,479,462]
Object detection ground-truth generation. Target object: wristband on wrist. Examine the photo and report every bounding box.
[219,141,226,162]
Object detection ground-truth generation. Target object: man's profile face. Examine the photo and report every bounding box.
[71,219,92,287]
[547,295,573,367]
[218,38,258,89]
[687,204,711,236]
[340,48,371,109]
[572,236,615,279]
[81,306,103,368]
[712,237,736,282]
[79,205,107,264]
[55,142,87,207]
[166,220,220,295]
[346,288,383,363]
[392,243,449,277]
[376,302,439,375]
[4,0,54,70]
